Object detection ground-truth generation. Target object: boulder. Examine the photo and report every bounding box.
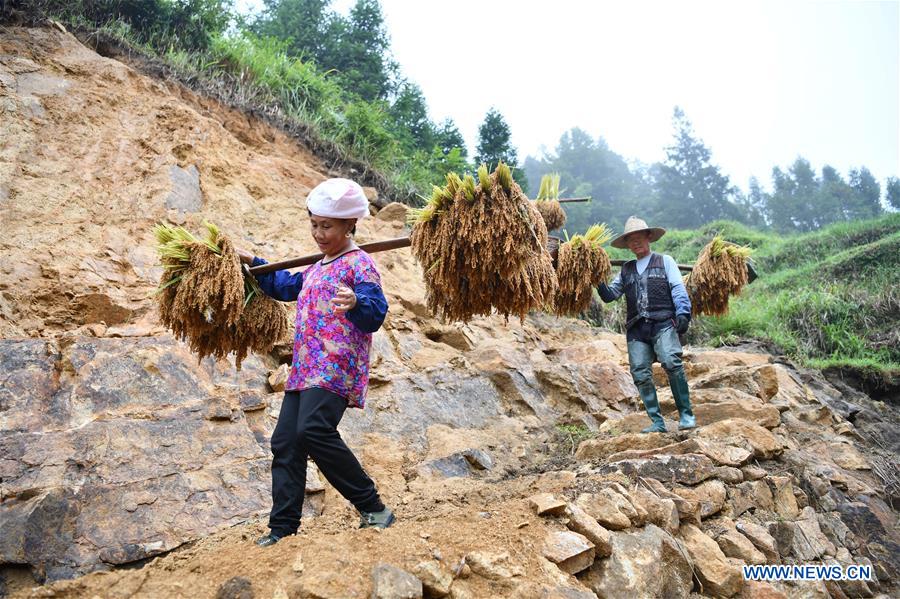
[767,476,800,520]
[267,364,290,393]
[691,365,777,401]
[564,504,612,556]
[727,480,775,517]
[534,359,637,414]
[413,561,452,598]
[638,477,701,525]
[741,465,768,481]
[575,491,631,530]
[673,480,727,520]
[371,564,423,599]
[658,387,764,414]
[596,413,679,435]
[715,466,745,484]
[789,507,836,560]
[607,438,751,468]
[373,201,408,222]
[698,419,781,459]
[824,442,870,471]
[0,337,278,581]
[630,485,681,534]
[529,493,568,516]
[681,524,744,597]
[715,528,767,565]
[541,531,595,575]
[736,519,780,563]
[575,433,671,461]
[767,521,795,559]
[580,524,693,599]
[693,401,781,429]
[597,453,717,486]
[464,551,523,580]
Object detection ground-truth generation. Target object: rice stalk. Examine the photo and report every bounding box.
[477,163,491,193]
[462,174,476,201]
[687,235,752,316]
[554,222,614,316]
[497,162,513,191]
[536,173,561,200]
[153,221,287,367]
[232,276,292,368]
[410,162,558,322]
[534,174,566,231]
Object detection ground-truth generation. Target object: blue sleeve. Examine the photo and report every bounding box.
[250,257,303,302]
[598,271,624,303]
[346,282,388,333]
[663,255,692,316]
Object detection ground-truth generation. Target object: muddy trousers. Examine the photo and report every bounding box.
[268,388,384,537]
[627,323,694,431]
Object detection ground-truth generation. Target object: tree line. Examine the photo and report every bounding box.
[524,108,898,234]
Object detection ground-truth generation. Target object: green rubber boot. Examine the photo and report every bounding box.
[638,383,667,433]
[669,369,696,430]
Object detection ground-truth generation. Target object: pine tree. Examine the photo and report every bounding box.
[389,82,434,151]
[886,177,900,211]
[434,119,467,157]
[848,167,883,219]
[475,108,517,170]
[653,107,739,228]
[475,108,526,191]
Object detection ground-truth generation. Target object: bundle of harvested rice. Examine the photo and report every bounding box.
[685,235,752,316]
[232,277,292,368]
[534,173,566,231]
[554,223,614,316]
[153,222,290,367]
[409,162,558,322]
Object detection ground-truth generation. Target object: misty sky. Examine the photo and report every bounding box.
[236,0,899,193]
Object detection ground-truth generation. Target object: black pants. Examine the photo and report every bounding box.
[268,387,384,537]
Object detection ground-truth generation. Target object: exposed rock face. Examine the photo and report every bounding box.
[0,337,282,581]
[579,524,693,599]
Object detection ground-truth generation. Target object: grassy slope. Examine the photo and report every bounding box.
[599,215,900,377]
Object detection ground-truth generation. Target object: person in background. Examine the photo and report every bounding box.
[238,178,394,547]
[598,216,696,433]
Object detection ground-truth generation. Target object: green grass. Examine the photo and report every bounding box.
[590,214,900,377]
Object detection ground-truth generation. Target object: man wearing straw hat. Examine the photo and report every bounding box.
[599,216,696,433]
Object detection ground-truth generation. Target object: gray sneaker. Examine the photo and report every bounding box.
[359,507,395,529]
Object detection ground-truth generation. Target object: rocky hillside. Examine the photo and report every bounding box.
[2,25,899,599]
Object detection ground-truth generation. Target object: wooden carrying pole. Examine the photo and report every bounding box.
[248,237,412,274]
[249,235,696,275]
[611,258,693,272]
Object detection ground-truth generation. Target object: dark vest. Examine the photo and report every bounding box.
[623,252,676,330]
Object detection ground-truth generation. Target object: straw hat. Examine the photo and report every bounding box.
[610,216,666,249]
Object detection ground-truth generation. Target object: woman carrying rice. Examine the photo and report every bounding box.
[238,178,394,547]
